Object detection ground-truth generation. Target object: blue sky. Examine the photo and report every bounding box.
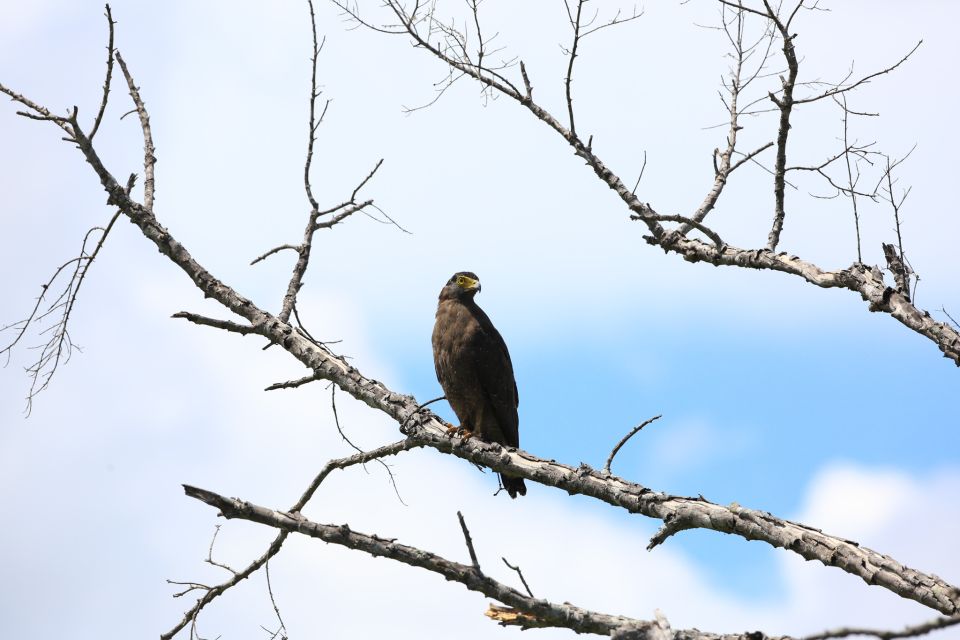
[1,1,959,638]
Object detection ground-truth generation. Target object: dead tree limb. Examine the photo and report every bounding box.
[6,70,959,617]
[328,1,959,366]
[3,7,958,639]
[800,615,960,640]
[161,438,421,640]
[184,484,796,639]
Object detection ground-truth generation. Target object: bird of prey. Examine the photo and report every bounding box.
[432,271,526,498]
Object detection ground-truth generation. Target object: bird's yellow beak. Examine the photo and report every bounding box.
[463,276,480,291]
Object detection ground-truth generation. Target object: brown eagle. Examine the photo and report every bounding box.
[432,271,526,498]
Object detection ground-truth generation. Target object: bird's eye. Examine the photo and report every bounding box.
[456,276,466,286]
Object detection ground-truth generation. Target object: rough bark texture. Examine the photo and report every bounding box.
[54,119,960,618]
[3,8,958,637]
[185,485,794,640]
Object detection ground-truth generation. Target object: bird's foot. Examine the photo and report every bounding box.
[444,423,474,441]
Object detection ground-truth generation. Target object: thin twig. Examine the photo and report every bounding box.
[263,559,288,640]
[681,4,750,235]
[114,50,156,209]
[304,0,324,212]
[330,384,409,505]
[879,151,916,299]
[457,511,481,573]
[205,525,238,576]
[729,141,774,173]
[603,415,662,473]
[631,150,647,195]
[801,615,960,640]
[763,0,798,252]
[163,440,420,640]
[502,557,534,598]
[840,95,863,263]
[171,312,257,336]
[331,384,365,455]
[265,373,321,391]
[794,41,922,105]
[563,0,585,136]
[942,308,960,332]
[1,208,122,412]
[648,215,725,248]
[89,4,116,141]
[250,244,300,266]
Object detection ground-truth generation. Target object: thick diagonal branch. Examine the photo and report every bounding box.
[8,22,960,629]
[185,486,795,639]
[23,83,960,617]
[331,1,960,366]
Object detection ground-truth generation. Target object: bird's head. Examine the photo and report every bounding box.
[440,271,481,301]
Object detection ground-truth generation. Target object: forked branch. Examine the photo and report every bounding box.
[6,8,957,625]
[330,0,960,366]
[162,439,421,640]
[186,484,800,639]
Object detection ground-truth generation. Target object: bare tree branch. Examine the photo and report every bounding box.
[793,41,922,105]
[114,50,156,210]
[204,525,238,576]
[171,312,257,336]
[563,0,585,136]
[681,4,759,235]
[264,373,321,391]
[645,214,725,248]
[878,151,917,300]
[801,615,960,640]
[761,0,799,252]
[269,2,387,325]
[329,0,960,366]
[0,207,122,412]
[604,415,662,474]
[162,439,420,640]
[250,244,299,266]
[840,95,864,262]
[184,484,798,639]
[456,511,481,572]
[89,4,115,141]
[6,8,959,640]
[262,559,288,640]
[5,11,956,624]
[501,557,535,598]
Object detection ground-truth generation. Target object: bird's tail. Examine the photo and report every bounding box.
[501,474,526,499]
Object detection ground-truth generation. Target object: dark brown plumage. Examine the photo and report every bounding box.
[432,271,526,498]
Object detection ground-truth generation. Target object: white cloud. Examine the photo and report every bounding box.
[766,463,960,636]
[5,280,954,638]
[642,417,753,479]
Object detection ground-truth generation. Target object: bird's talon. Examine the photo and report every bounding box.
[443,423,474,441]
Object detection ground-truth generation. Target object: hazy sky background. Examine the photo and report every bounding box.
[1,1,958,638]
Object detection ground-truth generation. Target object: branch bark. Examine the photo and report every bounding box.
[7,57,960,621]
[326,1,960,366]
[162,438,421,640]
[184,484,797,639]
[4,7,958,639]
